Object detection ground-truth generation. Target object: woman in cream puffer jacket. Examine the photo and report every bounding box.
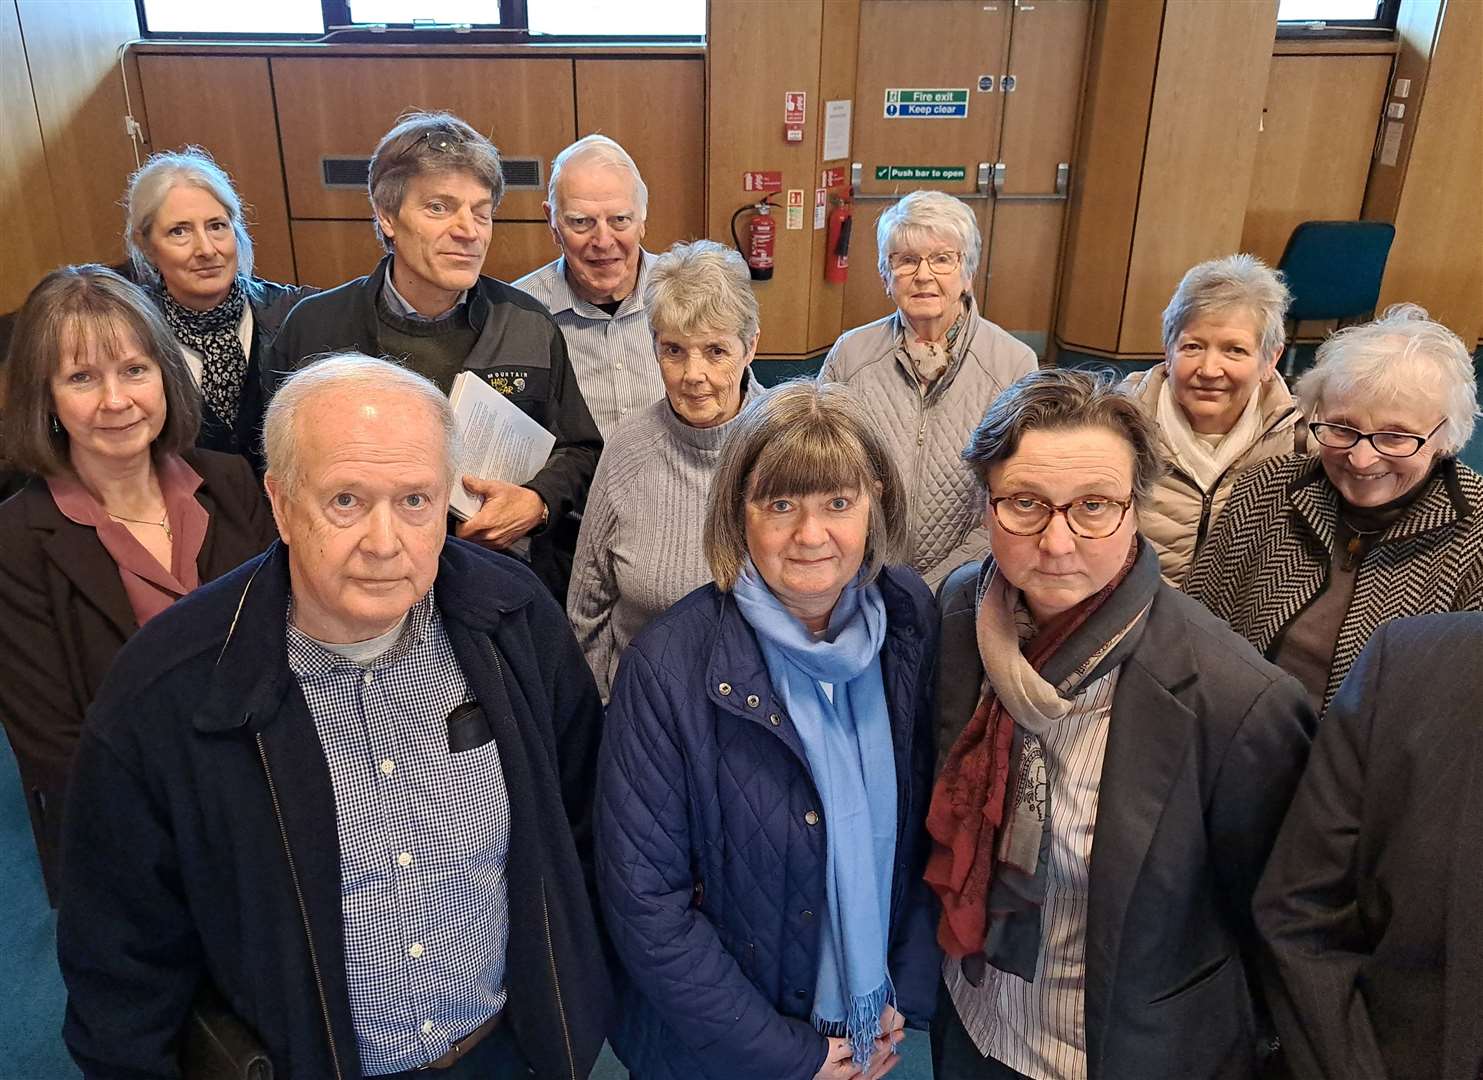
[1121,254,1304,586]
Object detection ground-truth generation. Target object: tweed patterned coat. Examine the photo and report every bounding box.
[1186,453,1483,711]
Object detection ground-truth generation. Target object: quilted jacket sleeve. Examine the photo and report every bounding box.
[596,646,829,1080]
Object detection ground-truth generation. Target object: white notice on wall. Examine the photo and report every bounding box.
[1379,120,1404,167]
[446,371,556,522]
[823,100,852,161]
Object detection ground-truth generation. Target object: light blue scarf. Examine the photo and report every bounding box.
[732,560,898,1068]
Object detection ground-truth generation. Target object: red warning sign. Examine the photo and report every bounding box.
[742,171,784,193]
[784,90,807,142]
[820,167,847,189]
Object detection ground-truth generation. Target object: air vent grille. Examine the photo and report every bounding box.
[501,157,541,189]
[322,157,371,188]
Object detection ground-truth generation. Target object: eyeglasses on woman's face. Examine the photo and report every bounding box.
[989,492,1133,539]
[887,250,962,277]
[1309,419,1445,459]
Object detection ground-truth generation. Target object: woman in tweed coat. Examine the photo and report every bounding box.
[1186,305,1483,713]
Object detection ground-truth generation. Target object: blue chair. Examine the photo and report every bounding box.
[1276,220,1396,374]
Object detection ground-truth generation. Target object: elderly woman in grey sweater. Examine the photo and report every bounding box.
[820,191,1037,590]
[568,240,762,700]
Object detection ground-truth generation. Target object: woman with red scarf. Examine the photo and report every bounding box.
[925,369,1315,1080]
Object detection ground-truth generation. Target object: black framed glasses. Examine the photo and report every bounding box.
[1309,419,1445,459]
[887,250,962,277]
[989,493,1134,538]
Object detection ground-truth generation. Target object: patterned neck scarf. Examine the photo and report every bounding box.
[156,279,248,425]
[900,298,969,387]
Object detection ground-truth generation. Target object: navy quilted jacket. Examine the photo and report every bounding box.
[595,566,942,1080]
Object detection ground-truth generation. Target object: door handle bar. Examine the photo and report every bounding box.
[991,161,1070,201]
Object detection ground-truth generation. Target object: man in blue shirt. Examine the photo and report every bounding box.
[58,354,610,1079]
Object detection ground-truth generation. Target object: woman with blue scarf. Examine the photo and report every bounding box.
[595,381,942,1080]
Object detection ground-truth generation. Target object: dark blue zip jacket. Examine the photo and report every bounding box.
[58,539,610,1080]
[595,566,942,1080]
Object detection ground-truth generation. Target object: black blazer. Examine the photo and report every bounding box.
[1255,612,1483,1080]
[0,448,277,899]
[937,561,1317,1079]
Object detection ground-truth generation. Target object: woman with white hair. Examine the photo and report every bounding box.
[1121,254,1302,585]
[820,190,1037,591]
[124,147,313,471]
[1188,305,1483,713]
[567,239,762,700]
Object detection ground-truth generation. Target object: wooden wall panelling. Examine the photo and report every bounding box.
[1361,0,1442,223]
[842,0,1012,333]
[136,55,297,285]
[14,0,140,266]
[574,58,705,255]
[706,0,826,356]
[1118,0,1278,355]
[271,57,576,223]
[291,220,555,292]
[1054,0,1163,352]
[1240,55,1391,267]
[1,0,64,312]
[984,0,1091,344]
[1376,0,1482,343]
[805,0,860,354]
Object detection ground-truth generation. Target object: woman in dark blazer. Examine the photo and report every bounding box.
[1255,612,1483,1080]
[123,146,314,473]
[928,370,1316,1080]
[0,265,277,899]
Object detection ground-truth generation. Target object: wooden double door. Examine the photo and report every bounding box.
[845,0,1090,353]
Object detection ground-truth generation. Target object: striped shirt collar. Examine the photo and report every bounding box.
[542,249,653,319]
[381,260,468,322]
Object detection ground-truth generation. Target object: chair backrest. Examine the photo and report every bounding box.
[1277,220,1396,323]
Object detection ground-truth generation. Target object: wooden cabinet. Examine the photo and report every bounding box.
[1057,0,1279,357]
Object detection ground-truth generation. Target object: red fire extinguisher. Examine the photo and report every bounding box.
[824,196,853,284]
[731,199,776,281]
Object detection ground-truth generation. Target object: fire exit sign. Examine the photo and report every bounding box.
[883,89,970,118]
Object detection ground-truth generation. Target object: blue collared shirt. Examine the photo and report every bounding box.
[286,589,510,1075]
[381,260,469,321]
[515,251,665,439]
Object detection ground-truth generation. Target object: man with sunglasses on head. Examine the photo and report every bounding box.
[271,111,601,601]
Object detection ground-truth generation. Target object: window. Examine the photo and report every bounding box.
[1277,0,1399,33]
[136,0,705,39]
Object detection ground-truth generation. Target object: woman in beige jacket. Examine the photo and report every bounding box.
[1121,254,1303,586]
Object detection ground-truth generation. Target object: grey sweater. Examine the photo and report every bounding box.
[567,382,761,701]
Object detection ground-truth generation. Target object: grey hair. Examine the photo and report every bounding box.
[368,111,504,252]
[263,353,460,497]
[1161,253,1291,361]
[548,134,648,221]
[704,379,910,591]
[124,146,256,289]
[1295,303,1479,455]
[646,239,760,346]
[875,190,983,284]
[963,368,1166,510]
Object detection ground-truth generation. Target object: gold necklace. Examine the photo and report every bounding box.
[107,510,172,542]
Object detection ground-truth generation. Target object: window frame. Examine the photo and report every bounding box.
[1275,0,1401,40]
[134,0,705,42]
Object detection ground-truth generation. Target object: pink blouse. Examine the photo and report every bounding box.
[46,454,210,628]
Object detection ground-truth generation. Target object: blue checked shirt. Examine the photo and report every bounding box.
[286,589,511,1075]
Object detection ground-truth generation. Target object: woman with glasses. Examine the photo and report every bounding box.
[929,368,1314,1080]
[1187,304,1483,715]
[820,190,1036,590]
[1120,255,1302,586]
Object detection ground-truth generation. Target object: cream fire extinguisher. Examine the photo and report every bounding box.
[731,198,777,281]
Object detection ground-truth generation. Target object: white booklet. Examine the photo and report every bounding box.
[446,370,556,522]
